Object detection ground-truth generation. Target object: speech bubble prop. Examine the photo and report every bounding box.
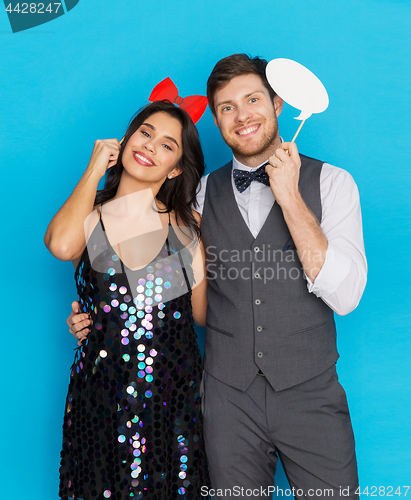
[266,59,329,143]
[266,58,329,121]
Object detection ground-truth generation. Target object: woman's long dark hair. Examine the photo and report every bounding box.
[94,101,205,237]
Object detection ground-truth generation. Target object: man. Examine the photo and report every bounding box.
[68,54,366,498]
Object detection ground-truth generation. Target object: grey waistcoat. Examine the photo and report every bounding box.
[201,155,339,392]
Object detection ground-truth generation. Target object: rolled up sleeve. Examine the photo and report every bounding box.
[305,165,367,315]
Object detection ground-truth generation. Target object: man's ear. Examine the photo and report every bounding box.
[274,95,284,118]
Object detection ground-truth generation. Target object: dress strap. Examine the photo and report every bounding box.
[168,210,171,226]
[98,204,106,231]
[99,204,125,273]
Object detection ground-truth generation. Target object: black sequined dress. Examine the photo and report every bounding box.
[59,212,209,500]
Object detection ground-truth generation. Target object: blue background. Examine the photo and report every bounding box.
[0,0,410,498]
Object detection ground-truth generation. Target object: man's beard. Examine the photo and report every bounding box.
[221,119,279,160]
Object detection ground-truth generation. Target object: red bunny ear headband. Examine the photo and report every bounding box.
[119,78,208,144]
[148,77,208,124]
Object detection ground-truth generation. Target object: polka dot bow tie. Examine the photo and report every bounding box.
[233,163,270,193]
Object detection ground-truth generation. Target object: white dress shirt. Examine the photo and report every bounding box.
[195,156,367,316]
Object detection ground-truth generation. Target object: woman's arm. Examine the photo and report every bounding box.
[44,139,120,261]
[190,211,207,327]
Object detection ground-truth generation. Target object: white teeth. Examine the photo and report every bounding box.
[134,152,153,165]
[238,125,259,136]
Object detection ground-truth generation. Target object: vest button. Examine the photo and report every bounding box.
[255,299,261,305]
[254,246,261,252]
[254,273,261,279]
[257,351,263,358]
[256,325,263,332]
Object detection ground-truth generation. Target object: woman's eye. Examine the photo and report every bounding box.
[141,130,150,137]
[163,144,172,151]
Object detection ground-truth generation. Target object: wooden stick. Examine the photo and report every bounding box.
[291,119,306,143]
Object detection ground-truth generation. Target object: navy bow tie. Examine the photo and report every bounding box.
[233,163,270,193]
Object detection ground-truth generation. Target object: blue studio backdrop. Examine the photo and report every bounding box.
[0,0,410,498]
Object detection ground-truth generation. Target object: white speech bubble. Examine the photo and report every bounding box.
[266,58,329,121]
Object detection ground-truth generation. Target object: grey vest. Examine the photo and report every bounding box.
[201,155,339,392]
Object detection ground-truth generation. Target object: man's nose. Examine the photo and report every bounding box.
[235,104,252,123]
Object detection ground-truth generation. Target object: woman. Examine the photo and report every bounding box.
[45,100,209,500]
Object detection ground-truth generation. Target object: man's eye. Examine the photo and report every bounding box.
[249,97,258,103]
[223,106,232,112]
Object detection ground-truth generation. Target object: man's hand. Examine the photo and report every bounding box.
[265,142,302,207]
[67,301,92,346]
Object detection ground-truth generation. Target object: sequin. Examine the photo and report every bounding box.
[60,224,209,499]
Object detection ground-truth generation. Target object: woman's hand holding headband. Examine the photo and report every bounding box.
[87,139,121,179]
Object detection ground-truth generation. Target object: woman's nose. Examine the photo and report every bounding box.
[144,140,155,153]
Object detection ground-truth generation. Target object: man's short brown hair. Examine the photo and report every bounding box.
[206,54,277,116]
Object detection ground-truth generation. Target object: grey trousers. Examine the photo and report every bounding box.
[201,365,359,499]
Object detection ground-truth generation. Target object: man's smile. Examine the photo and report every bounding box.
[235,124,260,137]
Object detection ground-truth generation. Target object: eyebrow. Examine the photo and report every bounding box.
[216,90,265,109]
[141,122,180,148]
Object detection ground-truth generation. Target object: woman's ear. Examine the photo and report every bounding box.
[167,167,183,180]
